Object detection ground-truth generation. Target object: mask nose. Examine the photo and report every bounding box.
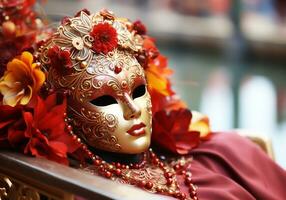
[122,93,141,120]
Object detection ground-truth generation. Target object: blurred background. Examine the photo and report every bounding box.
[43,0,286,168]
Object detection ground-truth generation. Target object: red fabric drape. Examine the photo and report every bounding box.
[183,133,286,200]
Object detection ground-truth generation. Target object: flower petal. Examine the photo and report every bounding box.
[7,59,30,79]
[189,111,211,140]
[146,70,169,96]
[21,51,34,67]
[1,87,24,107]
[152,108,201,155]
[19,85,33,105]
[32,68,45,91]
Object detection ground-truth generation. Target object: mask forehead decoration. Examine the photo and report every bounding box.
[38,10,152,154]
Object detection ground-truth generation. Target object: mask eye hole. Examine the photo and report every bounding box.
[132,84,146,99]
[90,95,118,106]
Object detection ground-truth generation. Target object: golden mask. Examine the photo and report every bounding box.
[39,10,152,154]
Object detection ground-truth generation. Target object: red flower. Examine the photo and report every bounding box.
[25,94,80,164]
[47,45,72,73]
[0,105,24,148]
[90,23,118,54]
[6,94,80,165]
[74,8,90,17]
[133,20,147,35]
[152,108,200,155]
[150,90,186,114]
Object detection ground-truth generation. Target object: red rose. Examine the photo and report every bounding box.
[47,45,72,73]
[152,108,200,155]
[90,23,118,54]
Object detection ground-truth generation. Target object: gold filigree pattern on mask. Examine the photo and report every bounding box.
[146,97,152,131]
[45,49,144,103]
[69,107,120,151]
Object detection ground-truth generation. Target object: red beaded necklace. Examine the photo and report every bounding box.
[65,114,198,200]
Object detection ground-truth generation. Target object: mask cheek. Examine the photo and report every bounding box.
[70,103,122,152]
[99,103,128,134]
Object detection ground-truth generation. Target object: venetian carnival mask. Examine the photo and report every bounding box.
[39,10,152,154]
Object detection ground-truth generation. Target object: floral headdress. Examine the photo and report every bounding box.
[0,8,211,165]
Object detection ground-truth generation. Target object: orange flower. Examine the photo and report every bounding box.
[0,51,45,106]
[145,55,173,96]
[142,37,174,97]
[189,111,212,140]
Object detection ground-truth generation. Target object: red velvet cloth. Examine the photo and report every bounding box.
[183,133,286,200]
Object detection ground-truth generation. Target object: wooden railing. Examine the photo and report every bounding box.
[0,151,167,200]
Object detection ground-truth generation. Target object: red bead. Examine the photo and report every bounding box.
[121,164,126,169]
[174,191,182,198]
[185,177,192,185]
[99,166,105,174]
[150,153,156,158]
[180,193,186,200]
[105,171,112,178]
[72,135,77,140]
[174,164,180,170]
[166,178,173,185]
[67,125,73,131]
[190,190,197,197]
[115,169,122,176]
[189,183,196,190]
[176,193,182,199]
[157,187,163,192]
[115,163,121,168]
[174,192,186,200]
[138,180,146,187]
[153,158,159,165]
[181,170,186,175]
[159,162,164,168]
[145,181,153,189]
[114,65,122,74]
[164,172,173,178]
[134,164,139,169]
[94,159,102,166]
